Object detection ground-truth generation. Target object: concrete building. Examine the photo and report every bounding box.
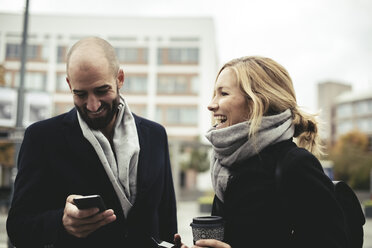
[317,81,352,145]
[333,90,372,147]
[0,12,218,188]
[318,81,372,147]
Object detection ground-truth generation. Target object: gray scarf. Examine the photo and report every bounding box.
[77,96,140,217]
[205,109,294,202]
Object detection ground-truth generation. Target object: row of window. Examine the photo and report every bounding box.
[4,71,47,90]
[6,43,199,65]
[336,100,372,118]
[156,106,197,125]
[337,117,372,135]
[158,48,199,65]
[115,47,148,64]
[6,43,49,61]
[4,71,199,94]
[53,102,198,126]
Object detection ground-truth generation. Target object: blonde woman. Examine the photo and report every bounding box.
[177,56,348,248]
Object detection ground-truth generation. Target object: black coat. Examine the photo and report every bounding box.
[7,108,177,248]
[212,139,348,248]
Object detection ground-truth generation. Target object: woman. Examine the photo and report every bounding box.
[177,56,348,248]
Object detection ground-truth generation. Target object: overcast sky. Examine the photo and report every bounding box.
[1,0,372,111]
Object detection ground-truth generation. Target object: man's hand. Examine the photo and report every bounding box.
[62,195,116,238]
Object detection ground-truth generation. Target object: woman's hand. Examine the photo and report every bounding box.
[193,239,231,248]
[174,233,189,248]
[173,234,230,248]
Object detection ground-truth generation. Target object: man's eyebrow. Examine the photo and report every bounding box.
[95,85,112,90]
[72,89,85,94]
[72,85,112,93]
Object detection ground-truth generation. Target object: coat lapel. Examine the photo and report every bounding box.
[133,114,158,203]
[61,111,155,206]
[62,109,101,170]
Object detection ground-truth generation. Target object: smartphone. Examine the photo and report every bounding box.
[158,240,176,248]
[151,237,176,248]
[73,194,107,212]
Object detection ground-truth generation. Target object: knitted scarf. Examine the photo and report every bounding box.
[77,96,140,217]
[205,109,294,202]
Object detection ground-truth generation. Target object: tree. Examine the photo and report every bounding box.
[180,146,210,173]
[0,141,15,167]
[329,130,372,190]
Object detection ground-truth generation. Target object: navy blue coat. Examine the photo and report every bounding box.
[7,108,177,248]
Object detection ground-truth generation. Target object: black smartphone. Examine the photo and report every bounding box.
[73,195,107,212]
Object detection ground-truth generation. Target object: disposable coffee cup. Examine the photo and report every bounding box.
[190,216,224,244]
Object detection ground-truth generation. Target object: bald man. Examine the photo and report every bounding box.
[7,37,177,248]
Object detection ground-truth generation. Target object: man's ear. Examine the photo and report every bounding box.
[117,69,124,90]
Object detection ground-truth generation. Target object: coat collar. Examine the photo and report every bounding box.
[61,108,147,185]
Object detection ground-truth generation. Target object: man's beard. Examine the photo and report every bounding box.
[76,94,120,130]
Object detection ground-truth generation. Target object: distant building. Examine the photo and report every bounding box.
[333,90,372,147]
[317,81,352,145]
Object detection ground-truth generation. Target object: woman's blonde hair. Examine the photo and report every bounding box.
[216,56,323,156]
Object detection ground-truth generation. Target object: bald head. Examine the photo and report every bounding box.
[66,37,119,79]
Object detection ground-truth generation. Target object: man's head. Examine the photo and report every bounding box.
[66,37,124,130]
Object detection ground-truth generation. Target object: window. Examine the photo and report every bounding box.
[357,118,372,133]
[158,75,187,94]
[26,45,38,59]
[56,73,69,92]
[129,105,147,117]
[167,107,197,125]
[121,75,148,94]
[157,74,199,94]
[14,72,47,91]
[355,100,372,115]
[41,44,49,61]
[158,48,199,65]
[337,120,353,135]
[6,43,21,59]
[57,46,67,63]
[115,47,148,63]
[355,101,368,115]
[191,76,199,93]
[336,103,352,118]
[6,43,45,61]
[156,105,197,125]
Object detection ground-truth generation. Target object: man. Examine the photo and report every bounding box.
[7,37,177,247]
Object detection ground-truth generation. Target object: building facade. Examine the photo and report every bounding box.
[333,91,372,147]
[0,12,218,188]
[317,81,372,147]
[0,12,218,139]
[317,81,352,144]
